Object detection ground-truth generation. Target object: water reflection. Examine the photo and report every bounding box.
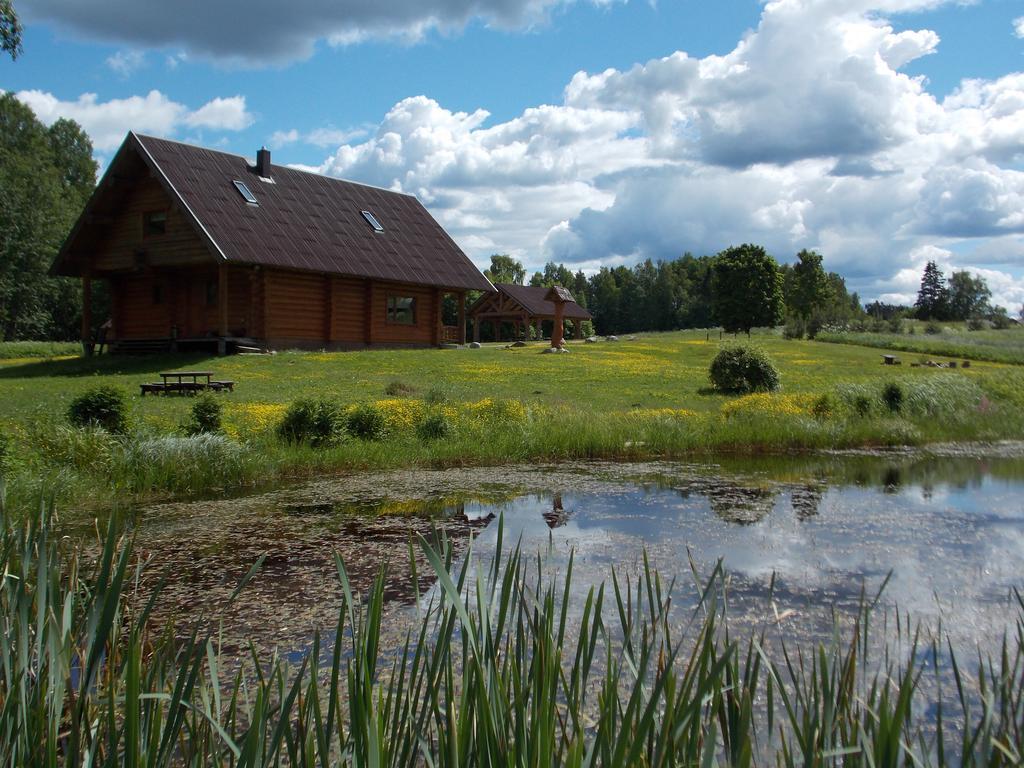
[117,451,1024,662]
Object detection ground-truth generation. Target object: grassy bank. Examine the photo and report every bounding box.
[3,508,1021,766]
[1,330,1022,516]
[817,323,1024,365]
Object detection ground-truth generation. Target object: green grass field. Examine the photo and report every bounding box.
[818,322,1024,365]
[1,329,1022,515]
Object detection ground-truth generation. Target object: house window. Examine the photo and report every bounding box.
[143,210,167,237]
[206,280,217,307]
[386,295,416,325]
[152,283,163,305]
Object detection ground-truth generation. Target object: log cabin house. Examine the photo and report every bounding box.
[51,132,494,353]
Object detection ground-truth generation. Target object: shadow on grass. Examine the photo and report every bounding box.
[0,352,216,379]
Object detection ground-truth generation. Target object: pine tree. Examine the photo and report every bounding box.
[914,261,948,320]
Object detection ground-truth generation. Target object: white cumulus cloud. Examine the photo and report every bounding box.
[14,90,254,151]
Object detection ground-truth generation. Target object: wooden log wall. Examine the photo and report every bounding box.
[93,176,209,273]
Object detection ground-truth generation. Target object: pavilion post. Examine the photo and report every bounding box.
[575,320,584,340]
[217,262,229,355]
[473,316,480,343]
[81,270,93,356]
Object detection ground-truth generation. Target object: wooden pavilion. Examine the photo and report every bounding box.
[467,283,591,343]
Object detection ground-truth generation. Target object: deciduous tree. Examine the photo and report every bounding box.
[483,254,526,285]
[0,0,21,60]
[712,244,784,336]
[0,94,98,340]
[946,270,991,321]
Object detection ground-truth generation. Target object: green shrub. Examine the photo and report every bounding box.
[882,382,904,413]
[853,394,873,417]
[991,311,1012,330]
[346,403,388,440]
[417,411,453,441]
[967,316,986,331]
[186,393,222,435]
[887,317,903,334]
[782,316,805,340]
[708,345,780,394]
[277,398,344,446]
[811,393,835,420]
[67,385,129,434]
[924,321,942,335]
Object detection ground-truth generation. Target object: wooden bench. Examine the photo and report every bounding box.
[882,354,901,365]
[209,380,235,392]
[140,383,167,396]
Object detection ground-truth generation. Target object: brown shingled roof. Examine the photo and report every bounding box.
[479,284,592,320]
[54,132,494,292]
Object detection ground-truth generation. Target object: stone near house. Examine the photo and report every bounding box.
[469,341,481,349]
[607,335,619,342]
[512,340,527,347]
[585,336,599,343]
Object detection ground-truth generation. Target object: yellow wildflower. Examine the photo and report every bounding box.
[720,393,813,419]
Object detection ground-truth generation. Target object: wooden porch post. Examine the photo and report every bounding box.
[458,291,466,345]
[81,270,93,356]
[217,263,229,355]
[473,315,480,343]
[575,319,584,340]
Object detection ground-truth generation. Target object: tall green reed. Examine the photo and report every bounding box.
[1,497,1022,766]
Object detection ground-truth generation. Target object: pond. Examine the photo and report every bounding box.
[101,443,1024,669]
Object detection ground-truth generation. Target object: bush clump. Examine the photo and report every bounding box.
[346,403,389,441]
[277,398,344,446]
[882,382,904,413]
[186,393,223,435]
[417,411,453,441]
[709,345,780,394]
[67,385,129,434]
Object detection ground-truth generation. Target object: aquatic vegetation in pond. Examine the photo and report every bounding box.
[4,501,1024,765]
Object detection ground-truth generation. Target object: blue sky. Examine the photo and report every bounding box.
[2,0,1024,307]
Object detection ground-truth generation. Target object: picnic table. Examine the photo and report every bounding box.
[140,371,235,396]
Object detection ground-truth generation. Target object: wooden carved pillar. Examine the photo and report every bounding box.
[81,270,93,356]
[575,320,584,340]
[551,305,565,348]
[458,291,466,345]
[473,314,481,343]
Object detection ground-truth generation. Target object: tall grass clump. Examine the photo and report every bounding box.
[66,384,129,434]
[277,397,345,446]
[116,433,256,493]
[3,504,1023,766]
[709,345,780,393]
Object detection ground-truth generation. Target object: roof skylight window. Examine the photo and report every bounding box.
[361,210,384,232]
[233,180,258,205]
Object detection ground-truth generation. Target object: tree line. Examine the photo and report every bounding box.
[483,247,861,337]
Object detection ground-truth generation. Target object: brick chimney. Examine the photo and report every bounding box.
[256,146,271,177]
